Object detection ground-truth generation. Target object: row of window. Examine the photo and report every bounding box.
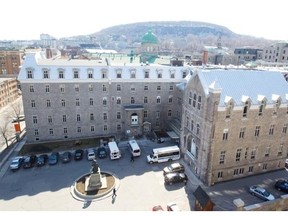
[221,124,288,141]
[30,95,174,108]
[29,84,175,93]
[219,144,285,164]
[188,92,202,111]
[26,68,188,79]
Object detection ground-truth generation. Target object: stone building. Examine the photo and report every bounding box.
[181,69,288,186]
[18,52,190,143]
[0,77,19,109]
[0,50,23,75]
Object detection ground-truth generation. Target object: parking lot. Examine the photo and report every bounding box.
[0,139,195,211]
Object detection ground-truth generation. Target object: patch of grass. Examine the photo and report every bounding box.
[18,136,115,156]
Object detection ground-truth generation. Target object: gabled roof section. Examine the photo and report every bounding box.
[197,69,288,106]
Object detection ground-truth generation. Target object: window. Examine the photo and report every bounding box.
[217,171,223,178]
[117,124,121,131]
[156,111,160,119]
[156,96,161,104]
[278,143,283,156]
[90,113,94,121]
[33,116,37,124]
[45,85,50,93]
[144,110,148,118]
[273,98,281,115]
[222,129,228,140]
[239,127,245,139]
[31,100,35,108]
[116,69,122,78]
[64,128,68,134]
[191,120,194,132]
[46,100,51,107]
[58,70,64,79]
[233,169,239,176]
[157,70,162,78]
[73,70,79,78]
[29,85,34,92]
[170,71,175,78]
[49,128,54,135]
[89,98,93,106]
[91,126,95,132]
[102,70,107,78]
[43,70,49,79]
[269,124,275,135]
[34,129,39,136]
[243,101,249,117]
[76,98,80,106]
[182,71,187,78]
[258,100,266,116]
[196,124,200,135]
[87,69,93,78]
[239,168,244,174]
[60,85,65,93]
[265,146,270,157]
[169,85,174,91]
[117,112,121,120]
[77,127,81,133]
[186,117,189,127]
[197,96,201,110]
[144,70,149,78]
[103,97,107,105]
[62,115,66,122]
[131,97,135,104]
[102,85,107,92]
[131,86,136,91]
[168,110,172,117]
[226,102,233,118]
[157,86,161,91]
[88,84,93,91]
[47,116,52,123]
[130,70,136,78]
[236,149,241,161]
[144,86,148,91]
[193,94,196,107]
[283,123,288,134]
[116,84,121,91]
[27,70,33,79]
[255,126,260,137]
[103,113,107,121]
[168,95,173,103]
[103,125,108,131]
[262,164,268,170]
[61,99,65,107]
[219,151,225,164]
[144,96,148,103]
[248,166,253,173]
[116,97,121,104]
[251,148,256,160]
[76,114,81,122]
[75,84,79,92]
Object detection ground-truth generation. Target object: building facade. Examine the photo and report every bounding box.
[0,50,22,75]
[0,77,19,109]
[18,52,190,143]
[262,42,288,63]
[181,69,288,186]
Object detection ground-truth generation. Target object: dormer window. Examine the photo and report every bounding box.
[225,96,234,119]
[87,69,93,79]
[101,69,107,78]
[130,69,136,78]
[43,69,49,79]
[73,69,79,79]
[58,69,65,79]
[157,69,162,78]
[144,70,149,78]
[272,94,281,116]
[241,96,251,118]
[170,69,175,78]
[26,68,34,79]
[257,95,267,116]
[182,70,187,78]
[116,69,122,78]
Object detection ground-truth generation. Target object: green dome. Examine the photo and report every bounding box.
[141,30,158,44]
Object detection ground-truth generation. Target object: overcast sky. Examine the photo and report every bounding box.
[1,0,287,41]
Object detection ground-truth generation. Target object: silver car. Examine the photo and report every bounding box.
[10,156,23,171]
[249,185,275,201]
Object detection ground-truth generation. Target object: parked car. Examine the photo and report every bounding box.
[87,149,96,160]
[22,155,37,169]
[163,162,185,175]
[48,152,59,165]
[152,205,164,211]
[249,185,275,201]
[167,202,180,211]
[74,149,84,161]
[36,154,48,167]
[97,147,107,159]
[164,172,188,185]
[61,152,72,163]
[274,179,288,193]
[10,156,24,171]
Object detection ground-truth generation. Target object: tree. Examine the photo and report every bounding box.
[9,99,23,123]
[0,117,12,148]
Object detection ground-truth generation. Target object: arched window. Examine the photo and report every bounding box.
[131,113,138,125]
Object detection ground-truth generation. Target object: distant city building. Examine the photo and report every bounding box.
[0,77,19,109]
[234,47,262,65]
[262,42,288,63]
[0,50,23,75]
[140,30,159,64]
[40,34,57,48]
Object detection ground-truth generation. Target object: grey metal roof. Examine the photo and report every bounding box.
[197,69,288,106]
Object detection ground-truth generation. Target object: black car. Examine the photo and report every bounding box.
[36,154,48,167]
[48,152,59,165]
[61,152,72,163]
[22,155,37,169]
[275,179,288,193]
[164,172,188,185]
[97,147,107,159]
[74,149,84,161]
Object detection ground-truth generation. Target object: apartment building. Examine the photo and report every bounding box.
[181,69,288,186]
[17,52,189,143]
[0,77,19,109]
[262,42,288,63]
[0,50,22,75]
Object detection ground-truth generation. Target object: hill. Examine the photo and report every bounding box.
[85,21,275,53]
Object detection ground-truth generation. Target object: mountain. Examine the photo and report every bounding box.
[86,21,274,53]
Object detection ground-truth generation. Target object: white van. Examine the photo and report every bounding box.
[108,141,121,160]
[128,140,141,157]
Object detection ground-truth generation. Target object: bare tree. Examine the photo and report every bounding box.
[9,99,23,123]
[0,117,12,148]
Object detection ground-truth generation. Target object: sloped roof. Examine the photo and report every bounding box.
[197,69,288,106]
